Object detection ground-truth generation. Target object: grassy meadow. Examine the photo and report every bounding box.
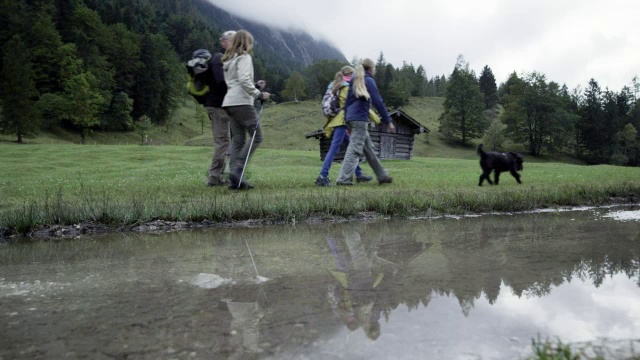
[2,96,639,235]
[1,141,640,235]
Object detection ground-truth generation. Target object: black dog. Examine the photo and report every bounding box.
[477,144,523,186]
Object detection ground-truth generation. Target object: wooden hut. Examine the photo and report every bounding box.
[305,109,429,161]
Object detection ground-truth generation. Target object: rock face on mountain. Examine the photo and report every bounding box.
[196,1,346,67]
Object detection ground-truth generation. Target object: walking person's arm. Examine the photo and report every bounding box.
[237,55,269,102]
[365,77,395,131]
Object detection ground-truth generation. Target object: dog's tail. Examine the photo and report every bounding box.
[477,144,486,156]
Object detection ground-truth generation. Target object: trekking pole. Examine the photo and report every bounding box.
[237,105,263,188]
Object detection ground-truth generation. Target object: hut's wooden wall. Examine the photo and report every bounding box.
[370,132,414,160]
[319,137,348,161]
[319,132,415,161]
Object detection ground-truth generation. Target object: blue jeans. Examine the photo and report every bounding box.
[320,126,363,178]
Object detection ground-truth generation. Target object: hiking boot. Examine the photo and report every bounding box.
[356,175,373,183]
[207,178,227,187]
[315,176,332,187]
[228,174,254,190]
[336,181,353,186]
[378,176,393,185]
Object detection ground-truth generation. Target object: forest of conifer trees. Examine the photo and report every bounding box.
[1,0,638,166]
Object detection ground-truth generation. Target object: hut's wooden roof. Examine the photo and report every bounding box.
[387,109,430,134]
[305,109,429,140]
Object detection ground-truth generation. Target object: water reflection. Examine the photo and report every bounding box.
[1,207,639,359]
[325,229,430,341]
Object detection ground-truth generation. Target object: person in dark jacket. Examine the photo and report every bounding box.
[336,58,395,186]
[194,30,236,187]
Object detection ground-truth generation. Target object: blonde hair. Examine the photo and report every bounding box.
[331,72,344,95]
[353,58,375,100]
[222,30,254,62]
[331,66,355,95]
[341,65,355,76]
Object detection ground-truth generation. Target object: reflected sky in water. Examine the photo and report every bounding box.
[1,205,639,359]
[305,275,639,360]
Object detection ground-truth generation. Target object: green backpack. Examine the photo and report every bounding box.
[186,49,212,96]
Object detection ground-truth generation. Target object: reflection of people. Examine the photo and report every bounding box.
[222,30,270,190]
[226,300,264,357]
[336,58,395,186]
[315,67,374,187]
[326,230,384,340]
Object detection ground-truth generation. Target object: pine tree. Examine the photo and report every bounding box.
[0,35,39,143]
[415,65,426,97]
[502,72,562,155]
[303,59,345,99]
[386,80,410,108]
[103,91,134,130]
[436,75,447,97]
[498,72,520,102]
[132,33,182,124]
[478,65,498,109]
[374,52,387,94]
[578,79,606,162]
[438,56,486,145]
[29,12,65,93]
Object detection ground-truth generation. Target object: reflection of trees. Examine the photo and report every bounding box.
[7,208,638,356]
[318,212,640,333]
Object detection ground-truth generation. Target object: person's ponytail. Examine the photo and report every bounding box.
[353,64,370,100]
[331,72,344,95]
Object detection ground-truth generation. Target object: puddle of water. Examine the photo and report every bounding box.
[602,209,640,221]
[0,205,639,359]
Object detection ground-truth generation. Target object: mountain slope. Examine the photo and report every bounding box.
[194,1,346,67]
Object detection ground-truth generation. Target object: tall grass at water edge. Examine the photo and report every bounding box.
[1,144,640,234]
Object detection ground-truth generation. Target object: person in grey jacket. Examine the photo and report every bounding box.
[222,30,270,190]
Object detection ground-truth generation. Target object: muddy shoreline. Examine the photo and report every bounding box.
[0,211,383,242]
[2,197,638,242]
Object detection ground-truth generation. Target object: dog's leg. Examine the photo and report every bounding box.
[478,174,485,186]
[479,170,493,186]
[510,169,522,184]
[494,171,501,185]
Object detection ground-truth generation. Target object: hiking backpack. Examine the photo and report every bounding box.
[321,88,341,118]
[186,49,212,97]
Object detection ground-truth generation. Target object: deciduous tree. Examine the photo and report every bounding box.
[282,71,306,102]
[483,118,507,151]
[63,71,107,143]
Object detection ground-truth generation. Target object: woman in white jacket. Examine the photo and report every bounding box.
[222,30,270,190]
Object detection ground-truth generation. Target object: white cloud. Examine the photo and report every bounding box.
[209,0,639,90]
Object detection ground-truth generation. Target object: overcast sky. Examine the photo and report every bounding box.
[209,0,638,92]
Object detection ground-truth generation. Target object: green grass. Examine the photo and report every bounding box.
[0,96,631,234]
[0,96,587,166]
[1,143,639,234]
[0,98,207,146]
